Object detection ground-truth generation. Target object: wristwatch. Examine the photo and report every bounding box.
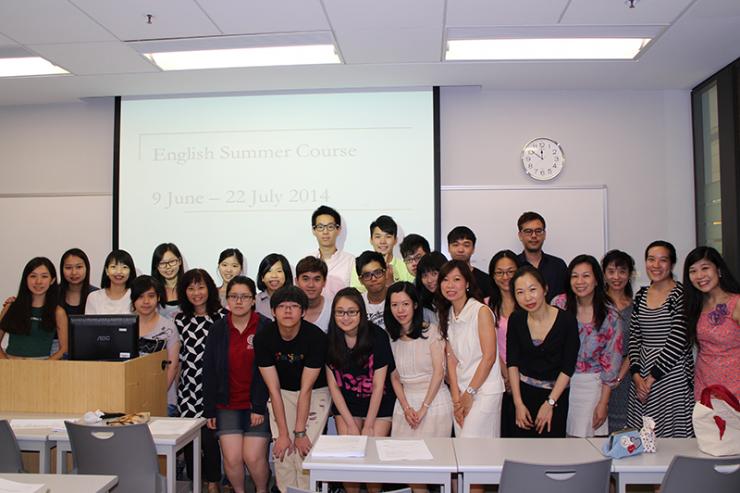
[465,386,477,397]
[546,396,557,407]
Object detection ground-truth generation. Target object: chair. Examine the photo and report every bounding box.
[0,419,24,473]
[499,458,611,493]
[660,455,740,493]
[65,421,165,493]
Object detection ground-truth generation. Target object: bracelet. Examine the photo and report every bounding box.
[293,430,307,438]
[422,402,431,408]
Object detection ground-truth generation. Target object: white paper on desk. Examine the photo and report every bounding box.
[148,419,197,435]
[9,419,74,432]
[311,435,368,458]
[375,440,433,461]
[0,478,48,493]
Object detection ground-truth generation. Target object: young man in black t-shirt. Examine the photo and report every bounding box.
[447,225,495,300]
[254,286,329,493]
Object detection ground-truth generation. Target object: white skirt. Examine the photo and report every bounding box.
[453,392,503,438]
[567,372,608,437]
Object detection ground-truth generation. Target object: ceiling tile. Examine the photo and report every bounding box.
[446,0,570,26]
[336,27,443,63]
[70,0,220,41]
[560,0,695,25]
[323,0,445,29]
[197,0,330,34]
[29,42,159,75]
[0,0,116,44]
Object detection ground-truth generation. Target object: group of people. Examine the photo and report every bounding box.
[0,205,738,493]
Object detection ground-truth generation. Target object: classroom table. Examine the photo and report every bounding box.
[0,473,118,493]
[453,438,606,493]
[5,412,81,474]
[49,417,205,493]
[587,437,737,493]
[303,437,457,493]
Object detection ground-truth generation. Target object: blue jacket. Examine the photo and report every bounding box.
[203,312,271,418]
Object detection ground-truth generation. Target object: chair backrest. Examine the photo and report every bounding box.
[0,420,23,473]
[65,421,162,493]
[660,455,740,493]
[499,459,612,493]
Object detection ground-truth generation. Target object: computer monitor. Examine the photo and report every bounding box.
[68,314,139,361]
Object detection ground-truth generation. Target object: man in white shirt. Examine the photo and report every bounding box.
[310,205,354,299]
[294,256,331,333]
[356,251,388,329]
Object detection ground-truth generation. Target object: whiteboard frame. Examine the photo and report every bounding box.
[440,184,608,265]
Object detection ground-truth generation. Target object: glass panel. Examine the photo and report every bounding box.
[700,83,722,252]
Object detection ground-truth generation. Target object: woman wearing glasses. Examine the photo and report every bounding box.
[203,276,271,493]
[151,243,185,319]
[326,287,395,493]
[488,250,522,436]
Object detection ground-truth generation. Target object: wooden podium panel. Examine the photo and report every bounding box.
[0,351,167,415]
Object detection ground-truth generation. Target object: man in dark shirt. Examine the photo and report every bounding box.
[254,286,329,493]
[447,225,495,299]
[516,211,568,302]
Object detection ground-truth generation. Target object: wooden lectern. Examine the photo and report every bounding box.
[0,351,168,415]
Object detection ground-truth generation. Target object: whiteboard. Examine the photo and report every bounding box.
[0,194,112,300]
[441,186,607,273]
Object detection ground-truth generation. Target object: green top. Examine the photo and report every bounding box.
[6,306,55,358]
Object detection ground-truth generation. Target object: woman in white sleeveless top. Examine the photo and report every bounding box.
[436,260,505,440]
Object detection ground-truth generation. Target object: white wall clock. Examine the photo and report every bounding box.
[521,137,565,181]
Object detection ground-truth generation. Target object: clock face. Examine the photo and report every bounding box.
[521,138,565,181]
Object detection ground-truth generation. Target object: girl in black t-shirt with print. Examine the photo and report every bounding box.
[326,287,395,493]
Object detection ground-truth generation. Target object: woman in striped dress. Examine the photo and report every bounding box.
[175,269,225,493]
[627,241,694,437]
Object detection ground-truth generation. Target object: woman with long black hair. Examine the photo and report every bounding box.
[684,246,740,400]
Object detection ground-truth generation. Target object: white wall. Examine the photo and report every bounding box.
[0,99,114,298]
[439,87,696,286]
[0,88,696,299]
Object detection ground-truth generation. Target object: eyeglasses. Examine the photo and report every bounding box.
[335,309,360,318]
[521,228,545,236]
[360,268,386,281]
[276,303,302,311]
[158,258,180,269]
[404,253,424,265]
[313,223,338,232]
[494,270,517,278]
[227,294,253,302]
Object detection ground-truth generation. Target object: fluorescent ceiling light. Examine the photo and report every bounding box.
[0,57,68,77]
[446,38,651,61]
[144,44,341,70]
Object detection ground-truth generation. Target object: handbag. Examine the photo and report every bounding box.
[601,428,644,459]
[692,384,740,456]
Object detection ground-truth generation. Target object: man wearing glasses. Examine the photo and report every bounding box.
[356,251,389,329]
[310,205,355,299]
[516,211,568,302]
[254,285,330,493]
[399,233,431,278]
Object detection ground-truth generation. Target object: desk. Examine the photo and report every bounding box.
[0,473,118,493]
[454,438,606,493]
[5,412,80,473]
[588,438,730,493]
[303,437,457,493]
[49,417,205,493]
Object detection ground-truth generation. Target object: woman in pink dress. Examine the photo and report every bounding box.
[487,249,521,436]
[684,246,740,400]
